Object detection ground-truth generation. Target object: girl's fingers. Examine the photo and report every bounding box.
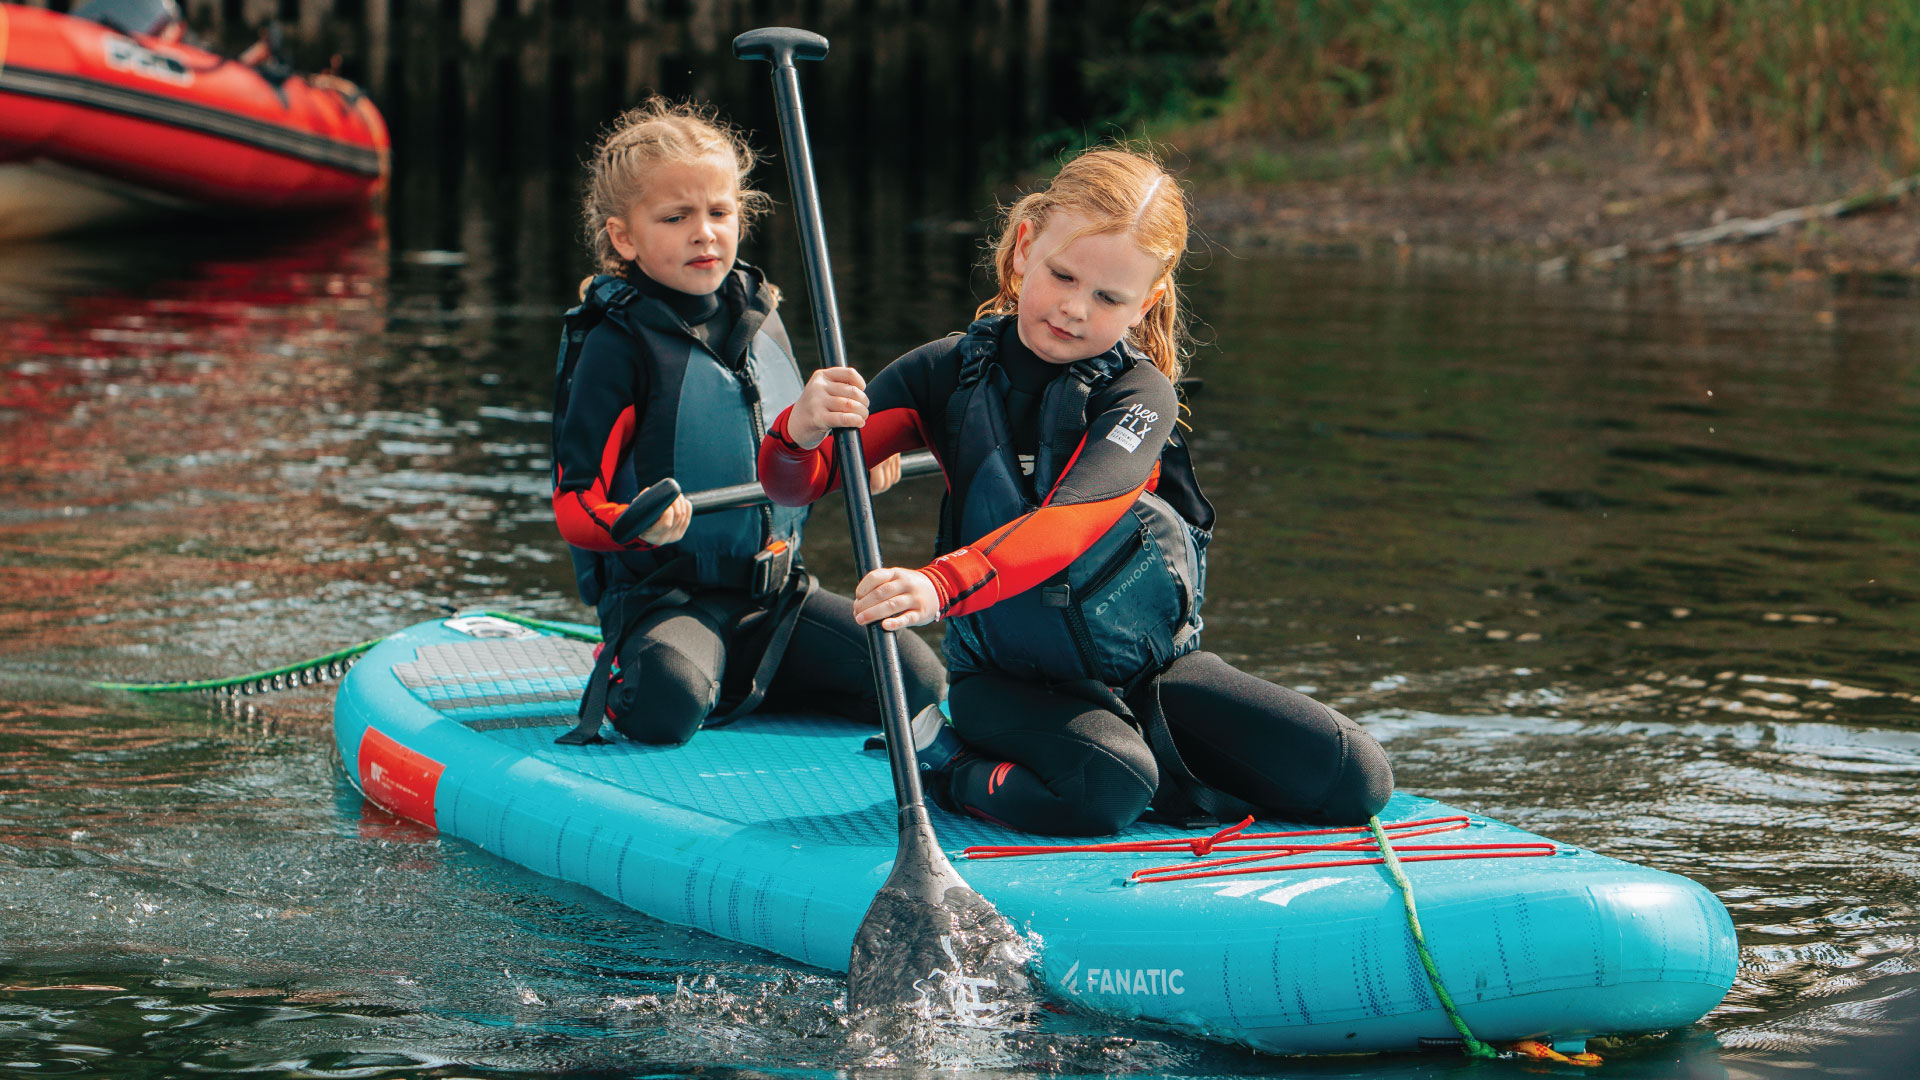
[857,576,903,604]
[854,569,911,623]
[795,371,869,441]
[854,569,935,629]
[854,568,892,605]
[639,494,693,545]
[817,386,867,429]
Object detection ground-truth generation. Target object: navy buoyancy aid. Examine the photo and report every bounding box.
[937,315,1215,692]
[552,268,808,606]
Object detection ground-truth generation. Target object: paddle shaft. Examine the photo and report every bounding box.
[743,34,925,812]
[687,449,939,514]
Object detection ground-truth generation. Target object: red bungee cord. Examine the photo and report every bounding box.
[962,814,1559,884]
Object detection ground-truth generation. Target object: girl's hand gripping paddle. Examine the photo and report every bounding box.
[734,26,1027,1014]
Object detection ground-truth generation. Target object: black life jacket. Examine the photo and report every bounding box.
[936,315,1214,692]
[551,267,807,607]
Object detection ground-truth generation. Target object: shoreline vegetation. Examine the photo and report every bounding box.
[1095,1,1920,278]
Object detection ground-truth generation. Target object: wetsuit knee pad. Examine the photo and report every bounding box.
[1071,747,1159,834]
[1317,719,1396,824]
[953,749,1155,837]
[607,638,720,745]
[946,674,1159,836]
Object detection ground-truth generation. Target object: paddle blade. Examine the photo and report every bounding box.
[848,806,1030,1014]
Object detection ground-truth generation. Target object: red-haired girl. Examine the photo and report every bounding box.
[760,148,1391,835]
[552,98,943,745]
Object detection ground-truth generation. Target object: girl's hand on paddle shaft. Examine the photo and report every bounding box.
[638,494,692,546]
[789,367,868,450]
[854,567,939,631]
[868,453,903,495]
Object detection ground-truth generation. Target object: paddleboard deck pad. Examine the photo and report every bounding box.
[333,615,1736,1054]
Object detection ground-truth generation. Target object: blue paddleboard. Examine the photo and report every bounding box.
[332,614,1736,1054]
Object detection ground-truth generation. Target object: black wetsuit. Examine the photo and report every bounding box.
[761,322,1393,836]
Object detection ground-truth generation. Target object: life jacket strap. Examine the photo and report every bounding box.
[1034,359,1111,495]
[556,554,696,745]
[704,569,816,728]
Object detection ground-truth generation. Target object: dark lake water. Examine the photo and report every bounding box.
[4,94,1920,1077]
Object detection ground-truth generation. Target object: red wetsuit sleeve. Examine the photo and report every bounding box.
[759,344,954,505]
[552,405,658,551]
[551,323,660,552]
[918,466,1158,617]
[757,403,931,505]
[919,365,1178,619]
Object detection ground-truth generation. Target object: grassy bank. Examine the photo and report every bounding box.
[1110,1,1920,168]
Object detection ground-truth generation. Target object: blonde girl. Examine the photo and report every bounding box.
[551,97,941,746]
[760,147,1392,835]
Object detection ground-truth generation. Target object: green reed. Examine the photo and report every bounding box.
[1202,0,1920,164]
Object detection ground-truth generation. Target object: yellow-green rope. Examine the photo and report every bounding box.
[1367,814,1498,1059]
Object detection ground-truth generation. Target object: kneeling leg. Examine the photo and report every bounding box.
[947,672,1158,837]
[605,603,726,745]
[1157,650,1394,824]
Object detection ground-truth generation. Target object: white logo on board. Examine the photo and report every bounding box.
[1186,875,1345,906]
[1058,959,1184,997]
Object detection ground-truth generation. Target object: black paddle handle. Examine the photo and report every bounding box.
[608,478,683,545]
[732,27,829,64]
[736,28,927,813]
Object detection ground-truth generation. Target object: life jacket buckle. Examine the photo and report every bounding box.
[751,538,793,601]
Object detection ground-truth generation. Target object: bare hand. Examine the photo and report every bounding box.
[788,367,868,450]
[638,494,692,546]
[868,453,903,495]
[853,566,939,631]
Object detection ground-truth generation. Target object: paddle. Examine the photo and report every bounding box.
[734,27,1025,1013]
[689,449,939,514]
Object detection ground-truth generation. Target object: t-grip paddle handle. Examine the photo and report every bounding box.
[609,478,683,546]
[731,27,828,65]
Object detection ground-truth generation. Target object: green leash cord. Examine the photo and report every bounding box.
[93,611,603,695]
[1368,814,1498,1059]
[478,611,602,643]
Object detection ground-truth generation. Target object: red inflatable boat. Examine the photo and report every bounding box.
[0,1,388,239]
